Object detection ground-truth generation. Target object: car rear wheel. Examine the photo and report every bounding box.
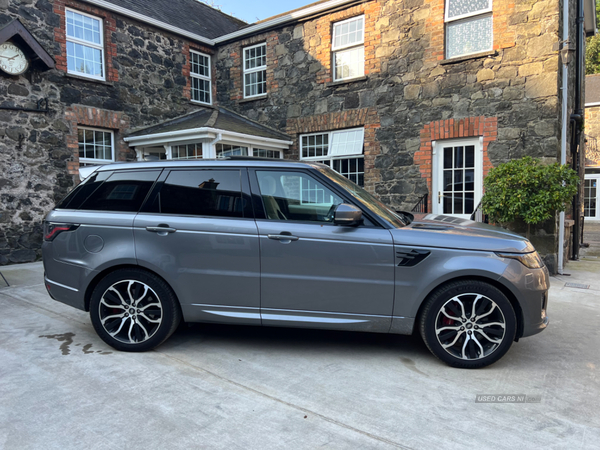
[90,268,181,352]
[419,280,517,369]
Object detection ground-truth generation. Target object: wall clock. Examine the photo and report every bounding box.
[0,42,29,75]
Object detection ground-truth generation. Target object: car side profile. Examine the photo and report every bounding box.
[42,159,549,368]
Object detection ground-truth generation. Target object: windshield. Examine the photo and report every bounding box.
[315,164,409,227]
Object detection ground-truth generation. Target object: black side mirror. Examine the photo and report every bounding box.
[334,203,363,227]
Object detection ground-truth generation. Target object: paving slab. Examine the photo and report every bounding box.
[0,260,599,449]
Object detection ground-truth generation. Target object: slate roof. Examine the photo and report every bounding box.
[586,74,600,105]
[100,0,247,39]
[127,107,292,141]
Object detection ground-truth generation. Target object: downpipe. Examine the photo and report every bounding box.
[558,0,570,274]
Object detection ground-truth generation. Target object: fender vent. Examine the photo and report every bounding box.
[396,249,431,267]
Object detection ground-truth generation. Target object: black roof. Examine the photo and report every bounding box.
[100,0,247,39]
[127,107,291,141]
[586,74,600,105]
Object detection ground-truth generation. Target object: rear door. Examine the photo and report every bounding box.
[133,168,261,325]
[250,168,395,332]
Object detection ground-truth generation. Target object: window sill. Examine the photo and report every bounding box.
[440,50,497,65]
[66,72,113,86]
[326,76,368,88]
[239,95,268,104]
[190,100,215,108]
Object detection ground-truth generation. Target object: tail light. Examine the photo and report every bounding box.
[43,222,79,241]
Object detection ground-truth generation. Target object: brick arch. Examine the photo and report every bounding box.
[414,116,496,213]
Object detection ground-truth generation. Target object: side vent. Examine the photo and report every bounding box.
[396,249,431,267]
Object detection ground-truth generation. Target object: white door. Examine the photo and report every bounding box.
[432,138,483,219]
[584,175,600,220]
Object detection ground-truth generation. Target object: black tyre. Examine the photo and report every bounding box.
[90,268,182,352]
[419,280,517,369]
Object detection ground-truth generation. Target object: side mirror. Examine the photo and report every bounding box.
[334,203,363,226]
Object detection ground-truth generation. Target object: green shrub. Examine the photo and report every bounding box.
[481,157,579,227]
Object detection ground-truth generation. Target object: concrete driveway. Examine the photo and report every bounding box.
[0,261,598,450]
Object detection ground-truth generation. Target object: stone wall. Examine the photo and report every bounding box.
[585,105,600,166]
[216,0,572,270]
[0,0,209,264]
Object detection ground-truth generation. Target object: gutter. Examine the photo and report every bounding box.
[124,126,293,147]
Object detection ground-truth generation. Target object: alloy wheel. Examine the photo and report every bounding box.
[434,293,506,361]
[98,280,163,344]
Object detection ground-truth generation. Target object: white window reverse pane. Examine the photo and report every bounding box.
[191,77,211,103]
[334,46,364,81]
[333,16,364,50]
[244,44,266,70]
[244,71,266,97]
[330,129,364,156]
[67,42,103,77]
[446,15,492,59]
[216,144,249,158]
[66,10,101,45]
[446,0,491,20]
[254,149,281,158]
[78,128,113,162]
[301,133,329,158]
[172,143,202,160]
[191,52,209,77]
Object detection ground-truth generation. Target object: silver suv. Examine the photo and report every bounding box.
[42,159,549,368]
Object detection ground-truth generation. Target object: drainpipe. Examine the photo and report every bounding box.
[558,0,570,274]
[208,133,222,159]
[571,0,585,261]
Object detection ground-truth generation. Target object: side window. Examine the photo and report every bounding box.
[56,170,112,209]
[154,170,246,218]
[78,171,159,212]
[256,171,343,222]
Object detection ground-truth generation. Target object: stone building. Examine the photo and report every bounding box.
[0,0,597,274]
[585,73,600,221]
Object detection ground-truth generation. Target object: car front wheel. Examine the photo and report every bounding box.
[419,280,517,369]
[90,268,181,352]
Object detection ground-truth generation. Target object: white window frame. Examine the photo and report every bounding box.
[300,128,365,186]
[243,43,267,99]
[584,175,600,221]
[78,126,114,165]
[444,0,493,59]
[431,137,483,219]
[171,142,203,160]
[332,15,365,82]
[190,50,212,105]
[65,8,105,81]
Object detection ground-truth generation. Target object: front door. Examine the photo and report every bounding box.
[251,169,395,332]
[432,138,483,219]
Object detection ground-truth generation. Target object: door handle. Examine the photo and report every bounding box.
[268,234,299,241]
[146,225,177,234]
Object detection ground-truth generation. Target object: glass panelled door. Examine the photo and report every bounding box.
[584,176,600,220]
[433,139,482,219]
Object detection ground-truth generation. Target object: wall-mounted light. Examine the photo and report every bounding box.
[552,39,576,65]
[561,42,575,65]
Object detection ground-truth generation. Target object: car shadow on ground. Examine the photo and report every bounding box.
[162,321,433,361]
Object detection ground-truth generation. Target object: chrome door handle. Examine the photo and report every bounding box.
[267,234,299,241]
[146,226,177,234]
